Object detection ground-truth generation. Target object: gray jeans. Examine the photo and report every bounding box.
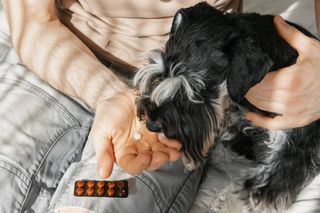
[0,46,203,213]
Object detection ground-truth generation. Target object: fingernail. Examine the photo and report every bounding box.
[98,168,106,178]
[276,16,286,26]
[159,133,167,139]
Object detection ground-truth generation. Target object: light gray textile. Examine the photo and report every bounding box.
[0,41,94,212]
[48,143,203,213]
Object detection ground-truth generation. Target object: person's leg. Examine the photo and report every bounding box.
[48,139,204,213]
[0,45,94,212]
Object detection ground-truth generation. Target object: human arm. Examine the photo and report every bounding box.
[245,16,320,130]
[2,0,127,108]
[2,0,181,177]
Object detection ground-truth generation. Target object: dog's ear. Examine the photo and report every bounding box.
[226,37,273,103]
[170,10,184,35]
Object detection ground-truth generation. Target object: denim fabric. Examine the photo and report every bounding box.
[48,139,203,213]
[0,47,94,213]
[0,45,203,213]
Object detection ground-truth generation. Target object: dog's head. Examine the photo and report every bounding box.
[133,2,273,169]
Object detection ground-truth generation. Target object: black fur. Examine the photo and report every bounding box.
[134,2,320,210]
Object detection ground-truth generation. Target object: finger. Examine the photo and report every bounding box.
[274,16,312,54]
[246,89,293,107]
[246,112,288,130]
[93,136,115,178]
[157,133,182,150]
[247,67,301,93]
[135,138,152,153]
[151,142,181,161]
[246,112,308,130]
[147,151,169,171]
[117,146,152,174]
[246,94,288,114]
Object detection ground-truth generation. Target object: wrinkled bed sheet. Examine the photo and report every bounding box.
[1,1,320,213]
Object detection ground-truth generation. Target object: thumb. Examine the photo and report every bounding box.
[274,16,310,53]
[90,131,115,178]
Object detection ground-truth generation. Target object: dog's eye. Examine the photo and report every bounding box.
[195,39,205,47]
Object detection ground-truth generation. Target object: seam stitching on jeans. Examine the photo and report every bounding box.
[33,126,90,191]
[165,171,195,213]
[140,172,167,207]
[0,160,31,184]
[52,162,81,208]
[135,174,164,211]
[0,159,31,213]
[20,126,89,212]
[0,155,32,183]
[0,78,80,126]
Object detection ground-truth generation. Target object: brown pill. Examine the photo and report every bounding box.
[107,188,115,196]
[87,181,95,188]
[107,181,115,188]
[76,181,85,188]
[87,188,95,196]
[76,187,85,196]
[117,181,125,188]
[97,188,105,196]
[97,181,105,188]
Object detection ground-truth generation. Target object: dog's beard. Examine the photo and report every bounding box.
[133,51,229,169]
[181,82,229,170]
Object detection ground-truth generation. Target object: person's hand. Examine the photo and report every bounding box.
[89,90,182,178]
[245,16,320,130]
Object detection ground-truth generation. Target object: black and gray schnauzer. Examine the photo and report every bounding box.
[133,2,320,212]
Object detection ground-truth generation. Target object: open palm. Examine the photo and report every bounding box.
[90,91,181,178]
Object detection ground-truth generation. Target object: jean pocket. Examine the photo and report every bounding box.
[0,156,31,213]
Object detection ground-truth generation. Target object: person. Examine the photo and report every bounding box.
[0,0,319,212]
[0,0,242,212]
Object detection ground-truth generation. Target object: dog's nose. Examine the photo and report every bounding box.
[146,120,162,133]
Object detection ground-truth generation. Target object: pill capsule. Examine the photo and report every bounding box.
[76,181,85,188]
[107,181,115,188]
[97,188,105,196]
[87,188,95,196]
[87,181,95,188]
[76,187,84,196]
[97,181,105,188]
[107,188,115,196]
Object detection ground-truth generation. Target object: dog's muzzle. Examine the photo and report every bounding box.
[146,120,162,133]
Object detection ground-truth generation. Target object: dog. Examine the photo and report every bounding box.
[133,2,320,212]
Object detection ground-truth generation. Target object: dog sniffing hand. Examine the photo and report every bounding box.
[90,91,181,178]
[245,16,320,130]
